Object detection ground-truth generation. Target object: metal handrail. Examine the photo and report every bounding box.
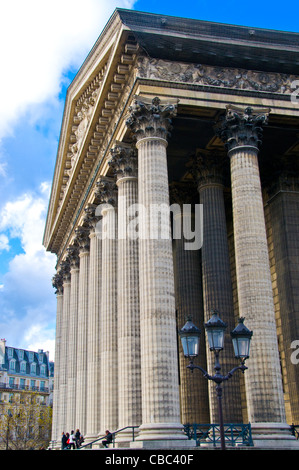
[183,423,254,447]
[78,425,139,450]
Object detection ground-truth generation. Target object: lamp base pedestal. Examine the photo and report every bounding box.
[130,439,196,449]
[129,423,196,449]
[251,422,299,449]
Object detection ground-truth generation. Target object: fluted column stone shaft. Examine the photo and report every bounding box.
[216,105,286,428]
[75,229,90,435]
[96,178,118,434]
[170,184,209,424]
[266,175,299,424]
[66,247,80,432]
[51,272,64,444]
[60,261,71,433]
[85,205,102,442]
[109,143,142,439]
[195,152,243,423]
[126,96,186,442]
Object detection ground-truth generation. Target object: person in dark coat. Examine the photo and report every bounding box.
[61,432,68,450]
[75,429,82,448]
[102,430,113,448]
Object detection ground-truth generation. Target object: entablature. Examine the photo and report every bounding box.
[44,9,299,263]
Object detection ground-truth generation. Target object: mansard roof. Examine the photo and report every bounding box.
[0,344,53,377]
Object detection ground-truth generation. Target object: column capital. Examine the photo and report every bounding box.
[52,271,64,295]
[192,150,227,190]
[61,258,71,283]
[169,181,198,207]
[215,105,270,155]
[67,244,80,270]
[75,226,90,254]
[264,155,299,197]
[95,177,118,207]
[126,95,178,142]
[108,142,137,183]
[83,203,101,231]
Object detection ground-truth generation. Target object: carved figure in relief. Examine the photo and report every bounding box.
[70,91,98,170]
[136,55,298,95]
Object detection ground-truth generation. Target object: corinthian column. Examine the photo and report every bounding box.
[60,259,71,433]
[51,271,64,445]
[109,143,142,441]
[75,226,90,435]
[193,151,242,423]
[170,182,209,425]
[96,177,118,434]
[66,244,80,433]
[216,105,292,446]
[85,204,102,443]
[126,96,189,445]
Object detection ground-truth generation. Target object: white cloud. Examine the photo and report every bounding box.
[0,183,50,255]
[0,183,57,360]
[0,0,136,139]
[0,0,137,360]
[0,234,9,252]
[25,324,56,362]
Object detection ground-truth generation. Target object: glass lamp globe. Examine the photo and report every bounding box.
[204,310,227,352]
[179,318,201,359]
[230,317,253,361]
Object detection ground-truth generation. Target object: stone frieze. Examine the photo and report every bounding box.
[136,55,298,95]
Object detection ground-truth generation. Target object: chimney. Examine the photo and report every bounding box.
[0,339,6,365]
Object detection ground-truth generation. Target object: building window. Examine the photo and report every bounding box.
[9,377,14,387]
[30,380,36,390]
[30,363,36,375]
[20,378,25,390]
[18,349,24,360]
[40,364,46,376]
[20,362,26,373]
[9,360,16,371]
[28,352,34,362]
[7,348,13,358]
[40,381,45,391]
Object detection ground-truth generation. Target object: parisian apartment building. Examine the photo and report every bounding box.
[0,338,54,407]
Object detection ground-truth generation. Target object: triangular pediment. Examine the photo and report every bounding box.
[44,8,299,258]
[43,9,139,254]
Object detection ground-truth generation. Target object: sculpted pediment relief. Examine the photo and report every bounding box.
[137,56,298,95]
[70,91,99,169]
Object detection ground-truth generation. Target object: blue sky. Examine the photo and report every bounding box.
[0,0,298,360]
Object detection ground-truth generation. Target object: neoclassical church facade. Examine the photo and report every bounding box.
[44,9,299,448]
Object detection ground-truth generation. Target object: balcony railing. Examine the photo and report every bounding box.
[0,382,49,393]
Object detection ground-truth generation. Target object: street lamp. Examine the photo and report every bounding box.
[230,317,253,361]
[179,310,253,450]
[205,310,227,352]
[179,317,201,359]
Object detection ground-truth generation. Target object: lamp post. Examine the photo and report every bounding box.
[179,310,253,450]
